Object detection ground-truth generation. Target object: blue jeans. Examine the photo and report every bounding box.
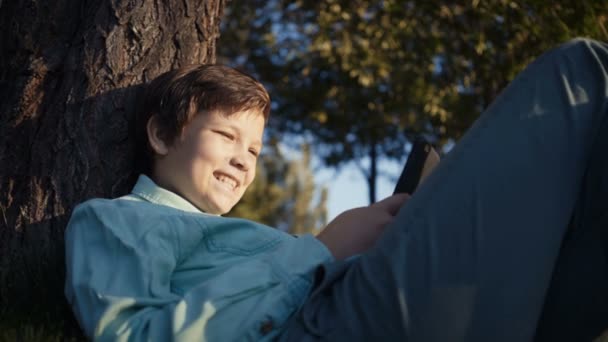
[280,38,608,341]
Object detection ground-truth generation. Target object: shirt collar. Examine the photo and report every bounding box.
[131,174,205,214]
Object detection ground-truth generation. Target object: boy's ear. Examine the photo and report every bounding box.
[146,115,169,156]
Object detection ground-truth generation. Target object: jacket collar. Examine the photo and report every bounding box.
[131,174,204,214]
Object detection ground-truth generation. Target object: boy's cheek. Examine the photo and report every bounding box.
[247,172,257,188]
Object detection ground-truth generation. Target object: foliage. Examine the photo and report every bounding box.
[220,0,608,202]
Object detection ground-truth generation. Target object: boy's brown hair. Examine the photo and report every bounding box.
[134,64,271,175]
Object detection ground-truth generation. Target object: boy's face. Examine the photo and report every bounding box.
[153,110,265,215]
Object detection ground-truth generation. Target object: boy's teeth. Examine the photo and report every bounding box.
[217,175,236,189]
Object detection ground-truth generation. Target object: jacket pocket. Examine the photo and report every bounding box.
[200,216,284,256]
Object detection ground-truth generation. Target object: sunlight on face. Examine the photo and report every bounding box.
[155,110,265,214]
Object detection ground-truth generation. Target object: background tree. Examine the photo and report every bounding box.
[295,0,608,202]
[228,142,328,234]
[282,144,328,235]
[219,0,608,203]
[0,0,225,338]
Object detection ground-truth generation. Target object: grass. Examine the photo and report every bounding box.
[0,322,82,342]
[1,226,85,341]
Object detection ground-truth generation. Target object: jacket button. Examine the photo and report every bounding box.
[260,320,274,335]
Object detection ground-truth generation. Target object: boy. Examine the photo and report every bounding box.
[65,64,406,341]
[67,38,608,341]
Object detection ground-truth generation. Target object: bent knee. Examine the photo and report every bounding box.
[565,37,598,45]
[555,37,605,57]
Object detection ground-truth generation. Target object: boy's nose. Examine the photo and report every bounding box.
[230,153,250,171]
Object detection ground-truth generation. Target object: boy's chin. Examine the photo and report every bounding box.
[201,199,236,215]
[210,207,231,216]
[201,205,228,215]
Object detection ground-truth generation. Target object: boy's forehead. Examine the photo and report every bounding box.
[224,108,267,121]
[196,108,264,120]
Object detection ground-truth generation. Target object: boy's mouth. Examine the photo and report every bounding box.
[213,172,239,190]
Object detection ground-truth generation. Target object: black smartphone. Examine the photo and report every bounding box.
[393,137,439,194]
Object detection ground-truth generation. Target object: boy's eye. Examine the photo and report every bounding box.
[215,130,235,140]
[249,149,259,157]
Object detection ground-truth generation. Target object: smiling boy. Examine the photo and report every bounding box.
[147,103,264,214]
[138,65,267,215]
[65,64,406,341]
[66,38,608,342]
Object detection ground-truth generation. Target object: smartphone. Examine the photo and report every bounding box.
[393,137,440,194]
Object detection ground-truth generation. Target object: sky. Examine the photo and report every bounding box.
[314,156,405,222]
[312,141,454,223]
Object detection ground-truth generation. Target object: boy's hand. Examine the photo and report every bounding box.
[316,193,410,260]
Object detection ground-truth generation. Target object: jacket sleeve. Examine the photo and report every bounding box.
[65,202,190,341]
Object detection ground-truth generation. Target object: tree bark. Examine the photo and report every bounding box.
[0,0,225,336]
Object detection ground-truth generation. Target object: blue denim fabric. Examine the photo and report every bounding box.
[535,93,608,341]
[281,38,608,342]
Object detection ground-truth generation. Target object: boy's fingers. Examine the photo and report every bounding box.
[374,193,411,216]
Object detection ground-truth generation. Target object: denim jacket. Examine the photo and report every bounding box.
[65,175,333,341]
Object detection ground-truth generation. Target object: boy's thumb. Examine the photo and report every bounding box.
[374,193,410,216]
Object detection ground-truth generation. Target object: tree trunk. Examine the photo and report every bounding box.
[0,0,225,337]
[368,142,377,204]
